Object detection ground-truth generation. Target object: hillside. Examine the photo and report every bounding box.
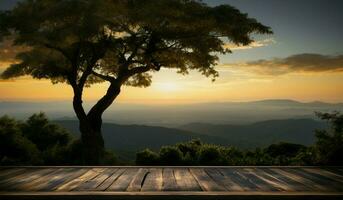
[54,120,223,151]
[2,99,342,126]
[179,119,327,147]
[55,118,326,152]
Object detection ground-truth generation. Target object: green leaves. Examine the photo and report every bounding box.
[2,48,69,83]
[1,0,272,88]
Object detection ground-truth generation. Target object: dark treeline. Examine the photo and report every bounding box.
[0,113,116,165]
[1,112,342,166]
[136,112,343,166]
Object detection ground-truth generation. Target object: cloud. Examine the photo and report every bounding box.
[0,40,27,62]
[223,38,275,51]
[221,53,343,75]
[0,40,27,76]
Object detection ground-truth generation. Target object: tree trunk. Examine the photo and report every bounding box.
[72,81,121,165]
[79,117,105,165]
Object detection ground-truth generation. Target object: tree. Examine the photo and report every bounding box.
[136,149,159,165]
[21,112,71,152]
[159,146,183,165]
[0,116,41,165]
[0,0,272,164]
[315,112,343,165]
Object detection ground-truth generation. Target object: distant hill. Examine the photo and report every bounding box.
[179,119,327,147]
[2,99,342,125]
[55,118,326,153]
[54,120,224,151]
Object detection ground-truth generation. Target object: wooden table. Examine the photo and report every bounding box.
[0,166,342,199]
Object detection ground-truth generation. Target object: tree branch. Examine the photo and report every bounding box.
[92,70,116,82]
[43,43,72,61]
[124,65,152,78]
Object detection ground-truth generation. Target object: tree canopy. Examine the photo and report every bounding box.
[0,0,272,164]
[1,0,271,86]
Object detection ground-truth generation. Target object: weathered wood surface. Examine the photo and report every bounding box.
[0,166,342,200]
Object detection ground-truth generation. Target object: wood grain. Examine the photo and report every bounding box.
[141,168,163,192]
[0,166,342,200]
[190,168,226,191]
[107,168,139,191]
[173,168,201,191]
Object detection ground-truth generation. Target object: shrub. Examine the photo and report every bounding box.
[159,146,183,165]
[102,150,118,165]
[176,139,202,158]
[0,116,41,165]
[21,112,71,151]
[315,112,343,165]
[136,149,159,165]
[197,144,225,165]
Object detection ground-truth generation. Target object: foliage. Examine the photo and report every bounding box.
[135,149,160,165]
[197,144,225,165]
[2,111,342,166]
[136,112,343,167]
[0,116,41,165]
[1,0,271,84]
[159,146,183,165]
[264,142,306,165]
[314,112,343,165]
[0,0,272,164]
[0,113,117,165]
[21,112,71,151]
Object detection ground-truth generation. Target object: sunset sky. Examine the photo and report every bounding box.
[0,0,342,104]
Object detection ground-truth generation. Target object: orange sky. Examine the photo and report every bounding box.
[1,0,343,104]
[1,66,342,104]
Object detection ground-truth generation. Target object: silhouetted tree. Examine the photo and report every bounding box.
[265,142,306,165]
[0,0,272,164]
[136,149,159,165]
[159,146,183,165]
[315,112,343,165]
[0,116,41,165]
[21,112,71,152]
[197,144,225,165]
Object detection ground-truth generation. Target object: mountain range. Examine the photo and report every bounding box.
[54,118,327,161]
[1,99,342,126]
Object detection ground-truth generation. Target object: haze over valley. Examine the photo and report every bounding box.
[1,99,341,126]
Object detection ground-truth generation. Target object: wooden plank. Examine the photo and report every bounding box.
[261,168,312,191]
[1,191,343,200]
[205,168,244,191]
[293,168,343,191]
[96,168,126,191]
[16,168,77,191]
[107,168,139,191]
[0,168,26,179]
[236,168,281,191]
[242,168,286,191]
[74,168,116,191]
[0,168,44,185]
[37,168,89,191]
[325,168,343,177]
[141,168,163,192]
[56,168,106,191]
[162,168,179,191]
[0,168,56,191]
[219,168,261,191]
[275,168,331,191]
[0,166,342,196]
[127,168,149,192]
[190,168,226,191]
[0,168,29,186]
[303,168,343,184]
[173,168,201,191]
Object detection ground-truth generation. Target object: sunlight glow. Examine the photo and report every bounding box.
[155,82,180,92]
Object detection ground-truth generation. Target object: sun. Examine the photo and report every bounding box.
[156,82,180,92]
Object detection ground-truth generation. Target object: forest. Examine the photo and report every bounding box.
[1,112,342,166]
